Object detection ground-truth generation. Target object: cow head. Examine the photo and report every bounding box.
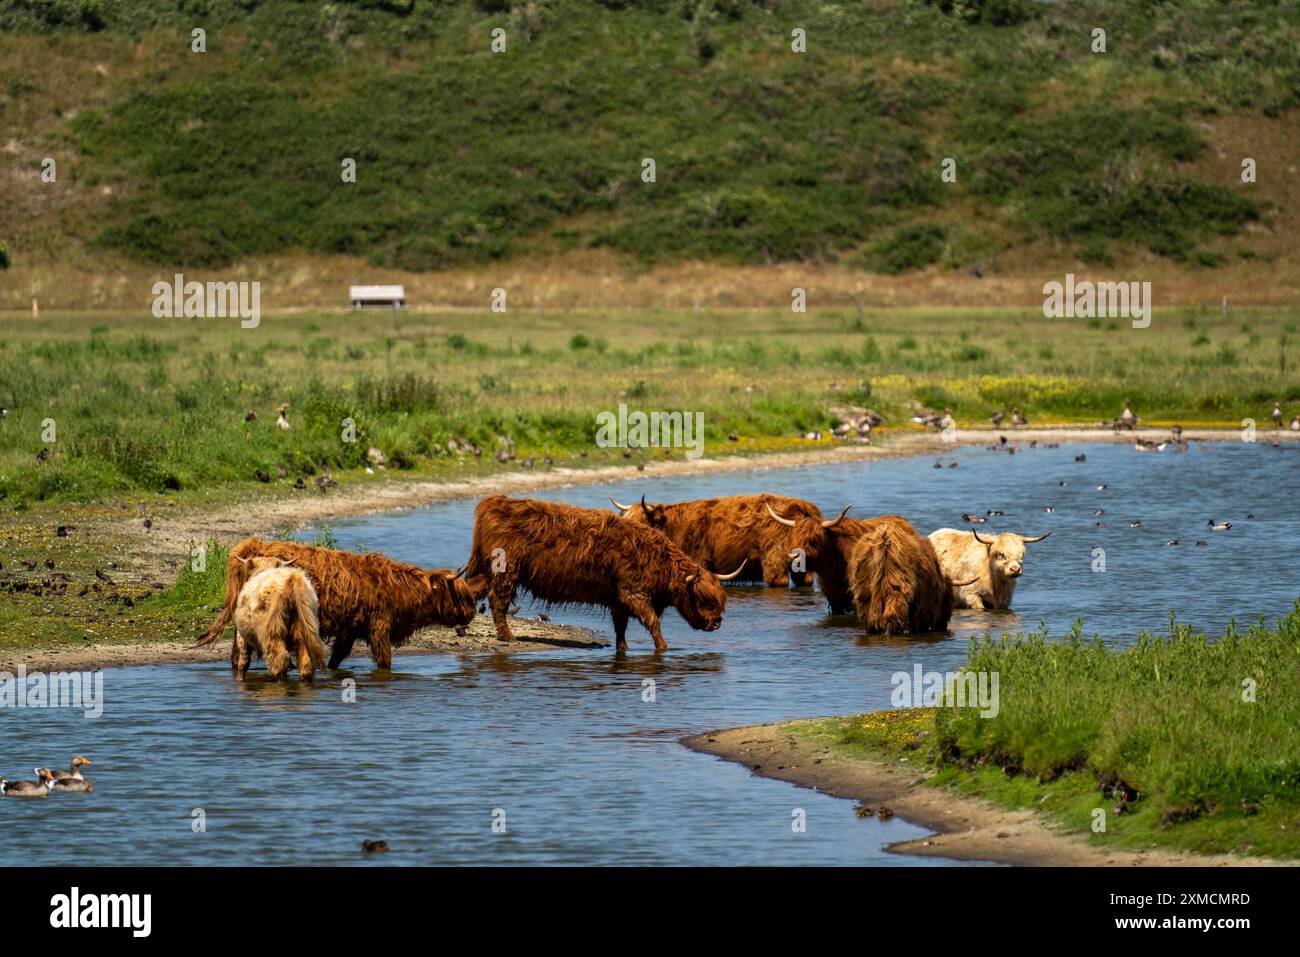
[425,568,478,627]
[610,494,669,529]
[671,561,745,631]
[971,530,1050,579]
[766,503,853,571]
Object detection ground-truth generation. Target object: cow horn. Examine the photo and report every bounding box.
[641,494,648,510]
[715,560,747,581]
[821,505,852,528]
[684,573,698,584]
[609,495,632,512]
[235,556,250,565]
[453,563,468,578]
[972,530,994,545]
[1019,531,1052,544]
[766,503,797,527]
[951,576,981,587]
[443,569,459,580]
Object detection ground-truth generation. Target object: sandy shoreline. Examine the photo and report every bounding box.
[0,615,604,674]
[683,723,1281,867]
[117,426,1286,571]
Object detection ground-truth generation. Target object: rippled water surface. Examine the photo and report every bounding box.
[4,441,1296,865]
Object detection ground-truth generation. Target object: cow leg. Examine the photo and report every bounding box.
[367,618,393,671]
[296,641,316,683]
[232,631,252,680]
[611,607,630,652]
[619,591,667,652]
[264,639,290,682]
[488,577,517,640]
[327,634,358,669]
[762,552,791,588]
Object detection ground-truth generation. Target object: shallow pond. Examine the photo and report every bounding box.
[4,440,1296,865]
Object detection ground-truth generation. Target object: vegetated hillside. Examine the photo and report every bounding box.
[0,0,1296,278]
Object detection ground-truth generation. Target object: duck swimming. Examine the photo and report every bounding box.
[51,755,91,782]
[1208,519,1232,531]
[51,775,94,794]
[1,768,54,797]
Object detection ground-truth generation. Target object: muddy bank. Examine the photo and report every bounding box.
[683,723,1280,867]
[0,615,604,673]
[114,427,1281,580]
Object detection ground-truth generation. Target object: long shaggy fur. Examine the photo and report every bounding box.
[849,517,954,635]
[617,493,822,586]
[774,513,877,615]
[928,528,1044,610]
[199,539,476,669]
[232,560,326,681]
[464,495,729,651]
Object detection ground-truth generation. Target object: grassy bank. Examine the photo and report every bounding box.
[1,305,1297,508]
[788,604,1300,860]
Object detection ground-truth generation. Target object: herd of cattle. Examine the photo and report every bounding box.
[197,493,1050,680]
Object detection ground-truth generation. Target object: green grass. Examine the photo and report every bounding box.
[3,0,1295,274]
[788,603,1300,860]
[1,304,1297,507]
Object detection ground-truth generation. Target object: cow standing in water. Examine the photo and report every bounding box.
[610,492,822,586]
[464,495,744,651]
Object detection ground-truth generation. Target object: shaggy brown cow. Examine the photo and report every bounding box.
[610,492,822,586]
[765,503,867,614]
[464,495,744,651]
[848,516,958,635]
[198,539,476,670]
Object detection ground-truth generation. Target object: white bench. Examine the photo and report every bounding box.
[350,284,406,309]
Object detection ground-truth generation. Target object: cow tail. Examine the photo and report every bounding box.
[288,574,327,671]
[196,551,247,646]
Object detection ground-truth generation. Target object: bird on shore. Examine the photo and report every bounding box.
[276,403,290,429]
[1208,519,1232,531]
[1011,409,1028,427]
[990,410,1005,427]
[1,768,54,798]
[1117,401,1138,431]
[1291,415,1300,432]
[1272,401,1284,427]
[244,409,257,422]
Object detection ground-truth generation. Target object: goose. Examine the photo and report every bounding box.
[1,768,54,797]
[1208,519,1232,531]
[989,410,1005,426]
[1118,401,1138,430]
[276,403,291,430]
[1291,415,1300,432]
[51,756,91,782]
[1171,424,1183,440]
[51,775,94,794]
[1272,402,1283,427]
[1011,409,1028,427]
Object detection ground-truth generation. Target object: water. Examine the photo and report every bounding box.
[4,441,1296,865]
